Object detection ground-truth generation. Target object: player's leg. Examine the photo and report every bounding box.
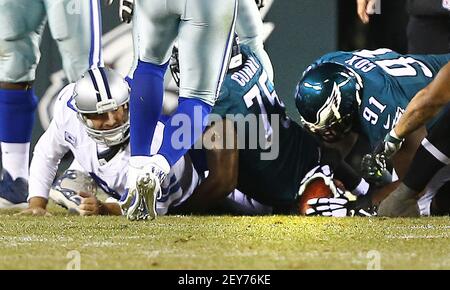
[429,182,450,216]
[123,0,180,220]
[123,0,237,220]
[417,165,450,216]
[221,189,273,215]
[0,0,45,206]
[128,0,178,161]
[236,0,274,81]
[156,154,202,215]
[45,0,104,83]
[378,109,450,217]
[126,7,139,83]
[157,0,238,167]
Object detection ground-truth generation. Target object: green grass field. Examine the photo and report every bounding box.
[0,204,449,270]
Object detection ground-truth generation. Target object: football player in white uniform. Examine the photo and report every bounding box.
[19,68,200,218]
[0,0,104,207]
[111,0,238,221]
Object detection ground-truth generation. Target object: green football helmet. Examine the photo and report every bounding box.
[294,62,363,143]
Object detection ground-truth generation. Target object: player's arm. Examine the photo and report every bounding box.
[395,63,450,139]
[362,64,450,183]
[391,126,427,179]
[174,118,239,214]
[19,121,70,216]
[379,62,450,159]
[356,0,371,23]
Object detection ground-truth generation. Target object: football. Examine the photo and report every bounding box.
[298,178,334,215]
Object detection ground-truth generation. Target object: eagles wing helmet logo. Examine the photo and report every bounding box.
[313,81,343,127]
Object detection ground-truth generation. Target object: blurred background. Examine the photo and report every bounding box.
[30,0,450,150]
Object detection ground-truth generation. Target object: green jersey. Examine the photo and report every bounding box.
[212,45,320,208]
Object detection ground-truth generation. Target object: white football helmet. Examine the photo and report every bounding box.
[73,67,130,146]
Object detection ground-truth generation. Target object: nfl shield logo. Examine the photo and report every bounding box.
[65,131,77,146]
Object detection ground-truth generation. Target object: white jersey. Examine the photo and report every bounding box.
[28,84,200,214]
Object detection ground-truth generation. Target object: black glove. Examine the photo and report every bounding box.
[106,0,134,23]
[361,152,393,186]
[255,0,265,10]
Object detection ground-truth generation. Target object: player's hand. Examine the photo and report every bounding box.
[357,0,380,24]
[361,152,392,186]
[255,0,265,10]
[357,0,370,23]
[77,191,101,216]
[15,197,51,216]
[380,129,404,159]
[306,196,349,217]
[306,197,375,217]
[16,207,52,216]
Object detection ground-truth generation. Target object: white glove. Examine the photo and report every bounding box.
[381,128,404,159]
[306,197,349,217]
[298,165,341,198]
[306,196,376,217]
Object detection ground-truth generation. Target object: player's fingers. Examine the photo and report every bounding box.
[305,208,317,215]
[82,197,97,207]
[79,191,93,198]
[316,205,331,212]
[329,204,345,210]
[307,198,319,205]
[79,209,91,216]
[79,203,94,212]
[357,0,370,23]
[333,208,348,217]
[328,198,348,205]
[14,209,32,216]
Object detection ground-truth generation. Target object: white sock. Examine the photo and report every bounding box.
[127,156,151,189]
[127,155,170,188]
[1,142,30,180]
[129,155,170,173]
[129,156,152,169]
[150,154,170,174]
